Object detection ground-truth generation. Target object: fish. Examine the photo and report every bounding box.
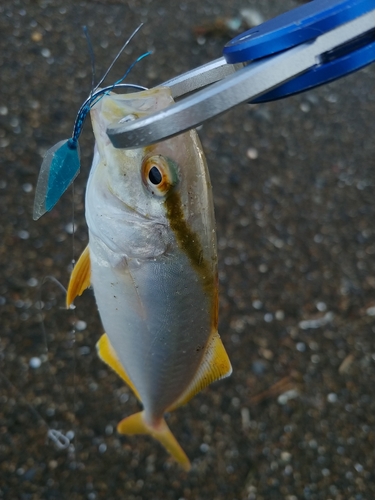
[66,86,232,470]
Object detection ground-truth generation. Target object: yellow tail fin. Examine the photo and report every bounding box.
[117,411,191,471]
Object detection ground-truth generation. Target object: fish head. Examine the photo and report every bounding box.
[89,87,216,264]
[90,88,179,220]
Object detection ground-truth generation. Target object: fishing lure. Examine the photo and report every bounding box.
[33,25,149,220]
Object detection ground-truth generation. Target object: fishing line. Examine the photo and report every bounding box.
[0,276,75,453]
[94,23,144,91]
[30,24,151,472]
[36,275,76,432]
[0,371,71,450]
[71,23,148,144]
[70,180,79,471]
[83,26,96,97]
[28,272,82,479]
[63,27,149,472]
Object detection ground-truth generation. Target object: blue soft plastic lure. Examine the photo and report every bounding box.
[33,138,81,219]
[33,26,149,220]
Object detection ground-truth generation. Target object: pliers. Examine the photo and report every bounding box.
[107,0,375,149]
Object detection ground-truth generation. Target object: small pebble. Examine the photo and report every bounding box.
[247,147,258,160]
[22,183,33,193]
[252,360,266,375]
[241,407,250,430]
[327,393,338,403]
[275,310,285,320]
[261,348,273,360]
[119,392,129,403]
[281,451,291,462]
[316,301,327,311]
[240,8,264,26]
[29,357,42,369]
[75,320,87,331]
[31,31,43,42]
[18,230,30,240]
[264,313,273,323]
[79,346,90,355]
[41,47,51,58]
[66,430,75,441]
[278,389,299,405]
[300,102,310,113]
[231,397,240,408]
[366,306,375,316]
[284,464,293,475]
[65,222,77,234]
[296,342,306,352]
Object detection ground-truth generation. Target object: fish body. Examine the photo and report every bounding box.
[67,87,231,469]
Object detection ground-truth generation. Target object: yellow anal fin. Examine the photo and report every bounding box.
[66,245,91,307]
[96,333,141,402]
[169,332,232,411]
[117,411,191,471]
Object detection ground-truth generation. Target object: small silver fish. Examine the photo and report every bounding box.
[67,87,232,470]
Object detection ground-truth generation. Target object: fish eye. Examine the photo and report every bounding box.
[141,155,177,196]
[148,166,162,185]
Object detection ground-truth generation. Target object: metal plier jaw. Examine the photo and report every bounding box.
[107,0,375,149]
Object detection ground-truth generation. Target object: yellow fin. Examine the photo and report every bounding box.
[117,411,191,471]
[169,333,232,411]
[96,334,141,402]
[66,245,91,307]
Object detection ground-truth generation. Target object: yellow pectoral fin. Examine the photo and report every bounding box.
[66,245,91,307]
[96,333,141,402]
[169,332,232,411]
[117,411,191,471]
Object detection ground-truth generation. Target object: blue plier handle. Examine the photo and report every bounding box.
[107,0,375,149]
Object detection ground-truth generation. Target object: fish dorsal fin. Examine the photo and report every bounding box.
[66,245,91,307]
[168,333,232,411]
[96,333,141,402]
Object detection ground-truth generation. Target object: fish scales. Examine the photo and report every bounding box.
[67,87,231,470]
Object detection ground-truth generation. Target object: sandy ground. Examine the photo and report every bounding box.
[1,0,375,499]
